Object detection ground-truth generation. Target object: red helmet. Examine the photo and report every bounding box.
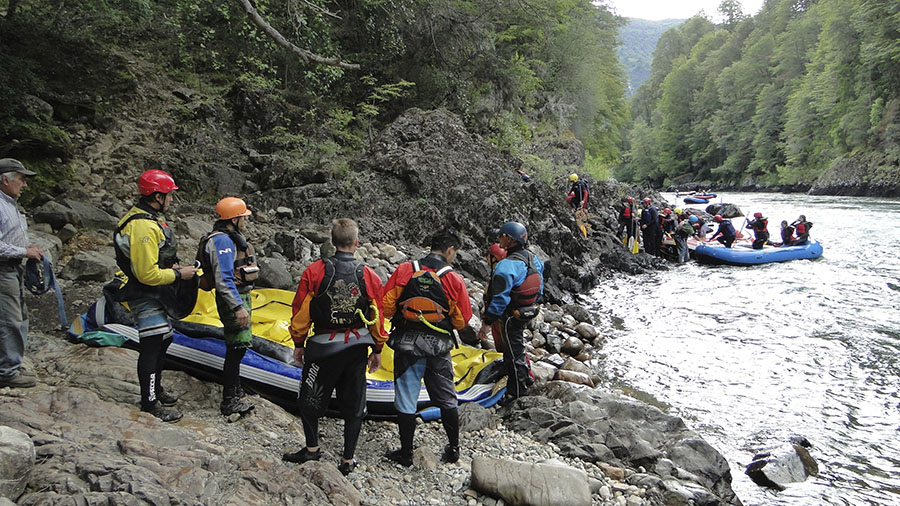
[714,215,723,222]
[642,197,651,204]
[138,170,178,196]
[626,197,634,203]
[664,208,672,215]
[754,212,763,218]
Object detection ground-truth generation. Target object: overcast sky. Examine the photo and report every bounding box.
[605,0,766,21]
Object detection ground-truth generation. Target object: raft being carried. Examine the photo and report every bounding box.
[693,240,823,266]
[69,288,507,418]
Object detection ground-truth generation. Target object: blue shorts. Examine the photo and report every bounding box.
[130,298,173,340]
[393,352,458,414]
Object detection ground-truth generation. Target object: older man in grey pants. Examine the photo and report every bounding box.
[0,158,43,388]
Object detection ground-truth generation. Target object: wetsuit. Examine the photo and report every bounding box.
[710,220,737,248]
[640,206,660,255]
[483,244,544,402]
[748,217,769,250]
[289,251,386,461]
[113,202,181,412]
[199,225,257,411]
[382,252,473,459]
[568,180,589,210]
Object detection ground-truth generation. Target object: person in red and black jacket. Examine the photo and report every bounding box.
[748,212,770,250]
[791,215,812,245]
[381,230,472,467]
[616,197,636,241]
[282,218,386,477]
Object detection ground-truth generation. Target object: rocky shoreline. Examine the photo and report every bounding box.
[1,106,741,505]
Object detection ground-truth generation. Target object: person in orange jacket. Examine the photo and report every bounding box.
[282,218,386,477]
[381,230,473,467]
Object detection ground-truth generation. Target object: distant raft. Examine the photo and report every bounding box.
[694,240,823,266]
[683,194,716,204]
[68,288,506,418]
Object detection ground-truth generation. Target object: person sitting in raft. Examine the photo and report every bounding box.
[791,215,812,245]
[777,220,794,246]
[708,215,736,248]
[747,212,769,250]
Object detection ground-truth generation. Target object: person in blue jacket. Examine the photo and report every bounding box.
[476,221,544,406]
[197,197,259,416]
[639,197,660,256]
[708,215,736,248]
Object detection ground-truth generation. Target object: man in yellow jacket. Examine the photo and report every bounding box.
[114,170,197,422]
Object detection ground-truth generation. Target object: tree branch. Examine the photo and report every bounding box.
[236,0,359,70]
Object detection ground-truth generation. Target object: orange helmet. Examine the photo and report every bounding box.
[215,197,252,221]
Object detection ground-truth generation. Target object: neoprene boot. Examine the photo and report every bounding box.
[220,385,254,416]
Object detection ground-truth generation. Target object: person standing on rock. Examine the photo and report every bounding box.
[381,230,473,466]
[196,197,257,416]
[0,159,43,389]
[476,221,543,406]
[113,169,198,422]
[640,198,660,256]
[282,218,386,476]
[566,173,589,211]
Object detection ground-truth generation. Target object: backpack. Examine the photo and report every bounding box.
[396,260,453,334]
[308,256,369,332]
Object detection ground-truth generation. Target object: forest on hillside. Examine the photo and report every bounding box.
[618,18,684,95]
[619,0,900,192]
[0,0,629,198]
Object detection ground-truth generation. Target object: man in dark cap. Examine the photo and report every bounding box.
[0,158,43,388]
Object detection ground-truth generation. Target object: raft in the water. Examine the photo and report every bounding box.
[68,288,506,418]
[683,194,716,204]
[693,240,823,266]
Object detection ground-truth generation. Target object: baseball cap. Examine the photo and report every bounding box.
[0,158,37,176]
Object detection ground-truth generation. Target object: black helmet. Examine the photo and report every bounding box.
[499,221,528,245]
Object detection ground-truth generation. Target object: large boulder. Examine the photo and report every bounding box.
[257,255,295,290]
[0,426,34,501]
[501,382,741,505]
[61,251,118,281]
[471,456,591,506]
[705,203,743,219]
[745,441,818,491]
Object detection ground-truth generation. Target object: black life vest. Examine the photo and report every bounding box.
[308,255,369,332]
[396,259,453,333]
[196,229,259,291]
[507,249,542,307]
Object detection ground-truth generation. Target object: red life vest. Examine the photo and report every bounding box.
[507,249,542,307]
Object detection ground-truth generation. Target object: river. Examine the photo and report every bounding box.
[588,192,900,506]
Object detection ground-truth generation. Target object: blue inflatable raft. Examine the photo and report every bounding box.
[694,240,823,265]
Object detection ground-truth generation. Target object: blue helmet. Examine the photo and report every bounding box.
[498,221,528,245]
[689,215,699,223]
